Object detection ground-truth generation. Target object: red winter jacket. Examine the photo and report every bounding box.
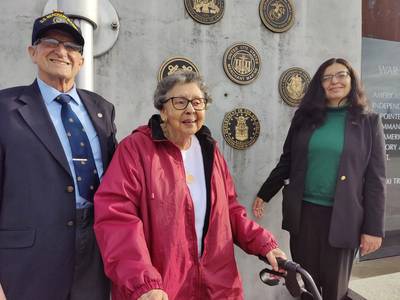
[94,115,278,300]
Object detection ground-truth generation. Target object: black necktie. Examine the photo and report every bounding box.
[55,94,99,201]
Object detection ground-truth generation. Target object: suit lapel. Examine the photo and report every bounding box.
[340,114,360,162]
[17,81,71,176]
[292,125,315,172]
[297,125,315,154]
[78,90,109,166]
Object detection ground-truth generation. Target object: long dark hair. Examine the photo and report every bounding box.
[293,58,369,128]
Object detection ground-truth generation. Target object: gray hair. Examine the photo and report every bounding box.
[153,70,212,110]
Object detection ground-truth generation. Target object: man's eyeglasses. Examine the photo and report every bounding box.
[321,71,350,83]
[34,38,83,54]
[164,97,207,111]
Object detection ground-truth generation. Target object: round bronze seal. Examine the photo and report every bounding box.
[259,0,295,33]
[223,43,261,85]
[184,0,225,25]
[222,108,261,150]
[279,67,311,106]
[158,57,200,81]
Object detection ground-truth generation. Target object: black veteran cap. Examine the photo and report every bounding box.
[32,10,85,46]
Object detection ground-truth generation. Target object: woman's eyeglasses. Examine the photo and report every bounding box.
[321,71,350,83]
[164,97,207,111]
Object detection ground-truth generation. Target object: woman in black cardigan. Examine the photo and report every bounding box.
[253,58,386,300]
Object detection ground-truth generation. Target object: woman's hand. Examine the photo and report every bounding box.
[0,283,5,300]
[360,234,382,256]
[138,289,168,300]
[252,197,265,218]
[265,248,287,271]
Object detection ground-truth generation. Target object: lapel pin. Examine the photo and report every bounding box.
[97,113,103,118]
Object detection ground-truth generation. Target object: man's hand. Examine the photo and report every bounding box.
[265,248,287,271]
[252,197,266,219]
[360,234,382,256]
[138,289,168,300]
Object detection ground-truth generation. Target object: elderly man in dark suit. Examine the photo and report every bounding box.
[0,10,117,300]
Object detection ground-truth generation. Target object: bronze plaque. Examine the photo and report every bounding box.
[184,0,225,24]
[158,57,200,81]
[259,0,295,33]
[223,43,261,85]
[222,108,260,150]
[279,67,311,106]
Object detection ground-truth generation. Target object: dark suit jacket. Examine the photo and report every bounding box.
[0,81,117,299]
[258,110,386,249]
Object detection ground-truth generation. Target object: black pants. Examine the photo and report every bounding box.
[290,202,355,300]
[68,208,110,300]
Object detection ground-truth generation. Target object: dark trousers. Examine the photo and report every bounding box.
[290,202,355,300]
[68,208,110,300]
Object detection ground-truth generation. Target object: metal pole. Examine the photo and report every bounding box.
[76,19,94,91]
[57,0,98,91]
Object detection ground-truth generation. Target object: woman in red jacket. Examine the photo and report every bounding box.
[94,70,286,300]
[252,58,386,300]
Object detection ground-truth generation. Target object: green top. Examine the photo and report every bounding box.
[303,106,347,206]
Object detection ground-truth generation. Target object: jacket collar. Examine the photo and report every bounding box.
[77,89,110,167]
[17,80,72,176]
[17,80,111,175]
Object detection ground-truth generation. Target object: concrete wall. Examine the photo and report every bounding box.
[0,0,362,299]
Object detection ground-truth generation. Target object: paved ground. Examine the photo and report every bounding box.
[349,255,400,300]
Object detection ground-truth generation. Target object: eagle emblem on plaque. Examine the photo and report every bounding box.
[259,0,295,33]
[279,67,311,106]
[222,108,260,150]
